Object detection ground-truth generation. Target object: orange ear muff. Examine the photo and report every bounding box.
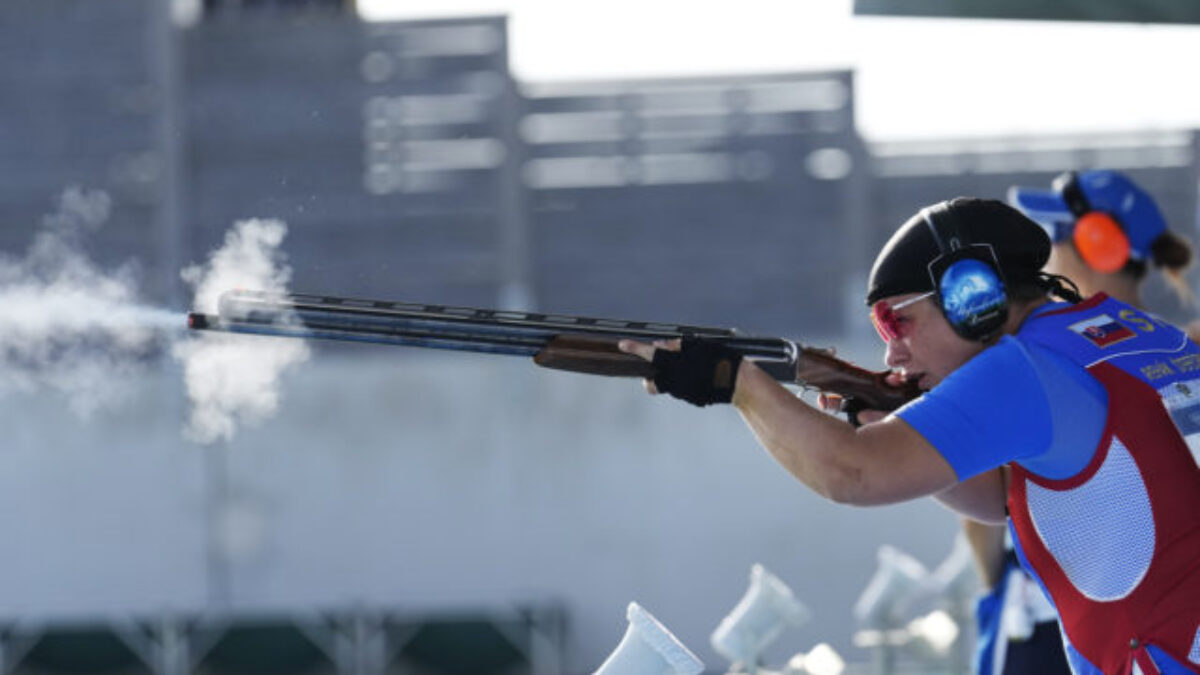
[1073,212,1130,273]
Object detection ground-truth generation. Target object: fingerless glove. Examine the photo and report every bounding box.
[651,338,743,407]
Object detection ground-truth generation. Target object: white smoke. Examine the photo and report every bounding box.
[173,219,310,444]
[0,187,178,416]
[1,190,312,441]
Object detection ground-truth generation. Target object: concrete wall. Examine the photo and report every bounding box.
[0,341,962,672]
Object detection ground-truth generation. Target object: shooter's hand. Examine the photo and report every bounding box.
[617,337,742,407]
[817,369,907,426]
[616,338,674,395]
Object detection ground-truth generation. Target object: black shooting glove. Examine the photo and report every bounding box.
[652,337,743,407]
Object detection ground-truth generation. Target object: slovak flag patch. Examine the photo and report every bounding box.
[1069,314,1136,347]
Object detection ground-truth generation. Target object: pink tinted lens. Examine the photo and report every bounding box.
[870,302,900,343]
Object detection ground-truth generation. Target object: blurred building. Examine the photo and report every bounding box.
[2,2,1196,329]
[521,71,863,337]
[0,0,168,292]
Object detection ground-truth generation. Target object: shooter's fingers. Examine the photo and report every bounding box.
[653,338,682,351]
[618,339,657,362]
[617,339,661,394]
[817,393,845,413]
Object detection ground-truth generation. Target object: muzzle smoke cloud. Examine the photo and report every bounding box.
[0,188,177,416]
[0,187,309,442]
[174,219,309,444]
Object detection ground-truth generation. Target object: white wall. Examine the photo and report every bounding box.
[0,347,964,672]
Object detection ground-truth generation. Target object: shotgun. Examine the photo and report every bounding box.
[187,290,920,414]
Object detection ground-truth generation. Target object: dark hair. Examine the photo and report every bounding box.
[1117,230,1193,304]
[1010,274,1082,305]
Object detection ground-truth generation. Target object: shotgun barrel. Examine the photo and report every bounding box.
[187,289,920,411]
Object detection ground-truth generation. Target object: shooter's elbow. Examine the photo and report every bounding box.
[824,480,869,506]
[813,463,871,506]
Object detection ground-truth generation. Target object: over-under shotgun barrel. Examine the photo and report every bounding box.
[188,290,920,412]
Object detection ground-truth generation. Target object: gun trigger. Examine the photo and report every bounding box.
[842,397,866,428]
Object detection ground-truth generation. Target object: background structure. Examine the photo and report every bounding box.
[0,1,1196,673]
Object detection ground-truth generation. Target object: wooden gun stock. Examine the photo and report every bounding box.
[792,346,920,412]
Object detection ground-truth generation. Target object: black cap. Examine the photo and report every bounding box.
[866,197,1051,305]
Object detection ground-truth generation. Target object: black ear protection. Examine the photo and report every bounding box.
[1054,171,1132,273]
[920,201,1009,341]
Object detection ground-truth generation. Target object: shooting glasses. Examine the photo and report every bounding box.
[869,291,934,343]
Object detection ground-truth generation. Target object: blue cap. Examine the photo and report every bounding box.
[1007,170,1167,260]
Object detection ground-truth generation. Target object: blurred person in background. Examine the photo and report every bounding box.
[620,197,1200,675]
[1011,169,1195,321]
[954,169,1199,675]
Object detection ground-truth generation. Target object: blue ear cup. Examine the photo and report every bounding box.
[922,203,1009,341]
[938,258,1007,336]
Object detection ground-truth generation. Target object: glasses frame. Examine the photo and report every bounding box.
[870,291,935,343]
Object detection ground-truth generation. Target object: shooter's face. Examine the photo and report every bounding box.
[878,293,985,391]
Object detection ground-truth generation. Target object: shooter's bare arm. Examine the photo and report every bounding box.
[731,360,960,505]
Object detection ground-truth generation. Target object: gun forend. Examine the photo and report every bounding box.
[533,335,657,378]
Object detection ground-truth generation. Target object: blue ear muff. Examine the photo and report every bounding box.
[921,202,1009,341]
[937,258,1007,334]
